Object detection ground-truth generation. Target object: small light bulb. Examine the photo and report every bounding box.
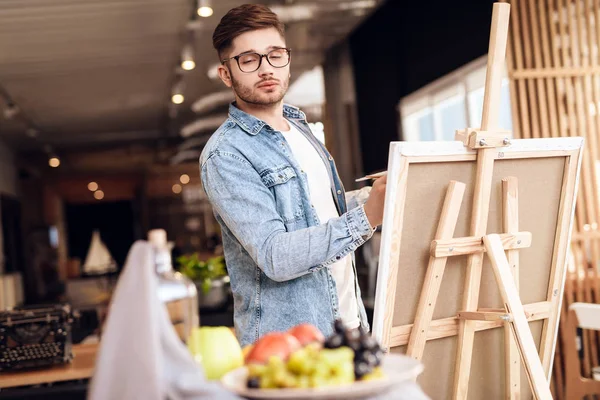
[197,6,213,17]
[172,184,182,194]
[180,174,190,184]
[94,190,105,200]
[172,94,184,104]
[182,60,196,71]
[88,182,99,191]
[49,157,60,168]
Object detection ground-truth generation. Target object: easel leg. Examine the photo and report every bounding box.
[453,148,496,400]
[503,177,520,399]
[484,234,553,400]
[407,181,465,360]
[454,3,511,397]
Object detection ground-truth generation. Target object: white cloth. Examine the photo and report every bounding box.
[88,241,238,400]
[281,122,360,328]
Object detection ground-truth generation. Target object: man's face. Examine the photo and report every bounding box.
[218,28,290,106]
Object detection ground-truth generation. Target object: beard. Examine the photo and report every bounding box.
[231,74,289,106]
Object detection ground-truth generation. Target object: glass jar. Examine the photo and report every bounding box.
[148,229,199,343]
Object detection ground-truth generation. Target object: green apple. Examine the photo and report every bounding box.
[188,326,243,380]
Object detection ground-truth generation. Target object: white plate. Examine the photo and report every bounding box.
[220,353,424,400]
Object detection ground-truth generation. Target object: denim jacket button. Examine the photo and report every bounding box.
[328,156,333,161]
[336,190,342,194]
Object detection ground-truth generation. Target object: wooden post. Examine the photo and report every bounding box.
[502,177,521,399]
[453,3,511,398]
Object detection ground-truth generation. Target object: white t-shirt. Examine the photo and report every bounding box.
[280,121,360,328]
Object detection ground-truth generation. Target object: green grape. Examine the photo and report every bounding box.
[262,356,285,388]
[296,375,311,389]
[284,373,301,388]
[247,363,267,378]
[259,374,276,389]
[331,361,354,384]
[273,369,297,388]
[267,356,285,369]
[286,348,305,374]
[266,356,285,378]
[287,347,316,375]
[319,347,354,368]
[246,343,369,389]
[311,361,331,379]
[304,342,321,357]
[271,367,287,386]
[309,374,330,388]
[361,366,385,381]
[323,375,351,388]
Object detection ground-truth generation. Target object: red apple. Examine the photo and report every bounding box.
[287,323,325,346]
[245,332,301,364]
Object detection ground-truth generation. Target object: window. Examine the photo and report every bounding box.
[399,56,513,142]
[437,94,467,141]
[404,108,434,142]
[467,82,512,131]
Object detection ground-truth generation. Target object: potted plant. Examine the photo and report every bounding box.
[176,253,230,310]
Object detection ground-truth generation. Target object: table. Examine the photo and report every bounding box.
[0,343,97,389]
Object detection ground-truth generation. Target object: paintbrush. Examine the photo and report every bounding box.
[355,171,387,182]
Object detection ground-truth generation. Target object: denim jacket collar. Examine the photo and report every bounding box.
[228,102,307,136]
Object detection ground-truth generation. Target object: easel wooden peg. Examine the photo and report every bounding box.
[454,128,513,149]
[457,310,513,322]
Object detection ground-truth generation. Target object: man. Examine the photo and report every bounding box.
[200,4,387,347]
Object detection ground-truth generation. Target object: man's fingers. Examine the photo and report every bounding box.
[374,174,387,188]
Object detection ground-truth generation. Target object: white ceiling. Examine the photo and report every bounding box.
[0,0,383,151]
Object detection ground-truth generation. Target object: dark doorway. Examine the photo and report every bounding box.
[65,201,135,271]
[1,195,24,274]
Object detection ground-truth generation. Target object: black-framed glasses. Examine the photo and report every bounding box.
[222,48,291,73]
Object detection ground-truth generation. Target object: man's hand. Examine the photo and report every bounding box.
[363,174,387,228]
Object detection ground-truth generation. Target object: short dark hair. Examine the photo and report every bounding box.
[212,4,285,60]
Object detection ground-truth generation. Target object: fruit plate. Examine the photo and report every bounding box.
[220,353,424,400]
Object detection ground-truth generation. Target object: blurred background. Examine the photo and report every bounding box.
[0,0,503,315]
[4,0,600,398]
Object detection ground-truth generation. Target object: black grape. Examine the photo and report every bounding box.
[324,333,344,349]
[247,377,260,389]
[333,319,346,334]
[354,361,371,380]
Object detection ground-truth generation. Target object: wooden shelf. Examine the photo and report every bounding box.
[0,343,97,389]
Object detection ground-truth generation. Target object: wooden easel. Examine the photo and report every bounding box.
[405,3,552,399]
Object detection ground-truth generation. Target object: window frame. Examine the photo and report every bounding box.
[398,55,512,142]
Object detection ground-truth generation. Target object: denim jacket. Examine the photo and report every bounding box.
[200,103,374,347]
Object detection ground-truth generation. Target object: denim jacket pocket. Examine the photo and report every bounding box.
[260,165,304,223]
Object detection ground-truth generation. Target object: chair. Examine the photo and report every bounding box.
[564,302,600,399]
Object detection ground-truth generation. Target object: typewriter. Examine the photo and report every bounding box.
[0,304,74,371]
